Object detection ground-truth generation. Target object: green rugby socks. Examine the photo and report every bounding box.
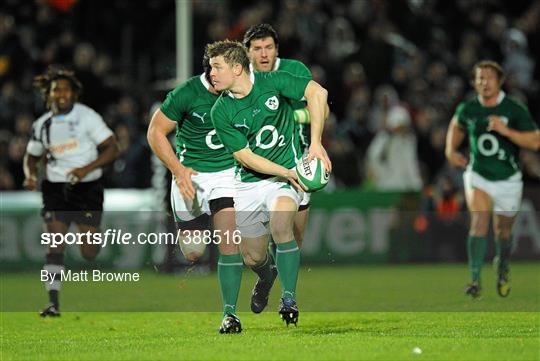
[217,253,243,316]
[276,240,300,299]
[467,235,487,283]
[495,237,512,274]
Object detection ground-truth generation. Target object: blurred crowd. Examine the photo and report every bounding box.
[1,0,539,196]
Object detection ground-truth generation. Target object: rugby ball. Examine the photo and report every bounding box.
[295,155,330,192]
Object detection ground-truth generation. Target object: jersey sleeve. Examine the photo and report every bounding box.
[26,120,45,156]
[512,102,538,131]
[211,99,248,154]
[86,110,114,145]
[160,83,189,122]
[270,71,311,102]
[296,62,312,79]
[293,62,312,103]
[454,102,467,128]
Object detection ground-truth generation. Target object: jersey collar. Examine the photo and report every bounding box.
[478,90,505,106]
[226,71,255,99]
[273,57,281,71]
[199,73,211,90]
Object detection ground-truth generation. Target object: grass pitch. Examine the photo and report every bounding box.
[2,263,539,360]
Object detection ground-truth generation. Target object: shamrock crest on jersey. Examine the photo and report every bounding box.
[212,71,311,182]
[265,96,279,110]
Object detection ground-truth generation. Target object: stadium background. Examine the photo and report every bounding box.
[1,0,539,270]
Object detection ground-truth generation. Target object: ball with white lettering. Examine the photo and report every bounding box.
[295,155,330,192]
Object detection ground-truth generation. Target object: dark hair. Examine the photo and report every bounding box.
[470,60,505,84]
[202,52,212,84]
[205,40,250,73]
[33,65,82,109]
[243,23,279,49]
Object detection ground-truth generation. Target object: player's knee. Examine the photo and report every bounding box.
[242,252,265,267]
[494,229,512,241]
[469,229,488,238]
[81,253,97,261]
[270,227,294,244]
[179,237,207,262]
[470,215,489,236]
[184,251,203,263]
[242,256,256,267]
[218,241,238,256]
[80,246,99,261]
[270,222,293,243]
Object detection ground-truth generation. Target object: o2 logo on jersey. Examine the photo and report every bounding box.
[265,96,279,110]
[205,129,224,150]
[478,134,499,156]
[478,133,507,161]
[255,125,285,149]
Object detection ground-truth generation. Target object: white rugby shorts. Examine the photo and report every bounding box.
[463,168,522,217]
[234,177,303,238]
[171,167,235,222]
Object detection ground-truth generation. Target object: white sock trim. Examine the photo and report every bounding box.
[217,262,244,266]
[276,247,299,253]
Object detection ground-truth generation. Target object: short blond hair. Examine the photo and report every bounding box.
[205,40,250,73]
[471,60,505,83]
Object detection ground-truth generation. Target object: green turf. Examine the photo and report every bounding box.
[1,263,539,312]
[2,312,538,360]
[1,263,539,360]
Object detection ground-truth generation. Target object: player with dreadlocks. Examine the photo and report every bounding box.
[23,65,119,317]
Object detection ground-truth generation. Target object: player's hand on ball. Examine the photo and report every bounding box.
[446,151,468,169]
[487,116,510,137]
[175,167,198,201]
[285,169,306,192]
[307,142,332,172]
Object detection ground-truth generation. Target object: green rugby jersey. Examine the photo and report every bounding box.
[160,74,234,172]
[211,71,310,182]
[455,92,537,180]
[276,58,312,154]
[252,58,313,154]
